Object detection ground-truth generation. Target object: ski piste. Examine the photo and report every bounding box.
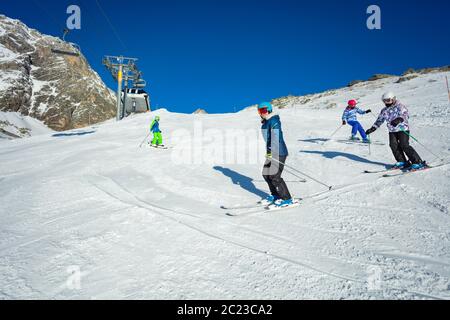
[382,162,449,178]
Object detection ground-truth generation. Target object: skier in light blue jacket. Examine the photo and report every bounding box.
[342,99,372,143]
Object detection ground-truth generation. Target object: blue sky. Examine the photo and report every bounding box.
[1,0,449,113]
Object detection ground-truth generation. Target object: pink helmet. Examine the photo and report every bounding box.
[348,100,357,107]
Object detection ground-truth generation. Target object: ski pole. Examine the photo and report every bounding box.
[400,128,443,161]
[321,125,343,145]
[270,157,333,190]
[255,179,306,183]
[139,132,151,148]
[282,168,307,183]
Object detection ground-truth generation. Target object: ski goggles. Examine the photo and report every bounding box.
[383,98,394,104]
[257,107,270,115]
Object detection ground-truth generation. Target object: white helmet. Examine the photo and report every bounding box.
[382,92,396,101]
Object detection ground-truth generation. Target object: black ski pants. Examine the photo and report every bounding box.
[262,156,292,201]
[389,131,423,165]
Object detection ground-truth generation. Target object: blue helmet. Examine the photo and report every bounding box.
[258,102,273,113]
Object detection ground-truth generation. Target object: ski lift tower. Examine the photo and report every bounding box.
[102,55,142,121]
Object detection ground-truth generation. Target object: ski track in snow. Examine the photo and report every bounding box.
[89,172,366,283]
[0,71,450,299]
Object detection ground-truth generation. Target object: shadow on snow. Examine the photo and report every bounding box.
[300,150,390,167]
[298,138,329,144]
[213,166,269,199]
[52,130,96,137]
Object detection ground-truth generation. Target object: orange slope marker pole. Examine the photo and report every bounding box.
[446,76,450,104]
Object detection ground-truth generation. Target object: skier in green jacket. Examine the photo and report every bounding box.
[150,116,163,147]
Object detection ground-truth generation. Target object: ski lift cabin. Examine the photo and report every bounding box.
[51,29,81,57]
[122,88,151,115]
[52,42,81,57]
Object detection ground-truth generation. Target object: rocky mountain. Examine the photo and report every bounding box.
[0,15,116,131]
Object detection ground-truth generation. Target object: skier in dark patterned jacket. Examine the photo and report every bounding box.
[365,92,427,170]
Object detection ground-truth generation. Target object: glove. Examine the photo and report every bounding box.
[390,117,404,127]
[366,109,372,114]
[266,152,272,159]
[365,127,377,135]
[342,121,346,126]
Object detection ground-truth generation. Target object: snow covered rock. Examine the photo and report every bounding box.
[193,108,208,114]
[251,66,450,112]
[0,15,116,131]
[368,74,394,81]
[0,111,52,139]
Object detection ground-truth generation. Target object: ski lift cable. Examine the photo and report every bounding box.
[31,0,62,30]
[30,0,106,61]
[94,0,129,53]
[78,0,109,48]
[31,0,81,57]
[60,0,116,62]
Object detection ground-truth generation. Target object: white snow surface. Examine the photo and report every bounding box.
[0,71,449,299]
[0,111,52,139]
[0,43,18,62]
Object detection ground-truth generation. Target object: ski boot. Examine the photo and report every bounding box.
[391,162,411,170]
[274,198,295,208]
[410,162,428,172]
[392,162,406,170]
[261,195,278,206]
[350,135,360,141]
[362,138,371,144]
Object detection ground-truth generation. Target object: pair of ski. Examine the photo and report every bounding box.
[147,143,170,150]
[222,199,302,217]
[364,161,449,178]
[335,140,385,146]
[223,161,450,217]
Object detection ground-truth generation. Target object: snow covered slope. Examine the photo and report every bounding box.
[0,111,52,140]
[0,71,449,299]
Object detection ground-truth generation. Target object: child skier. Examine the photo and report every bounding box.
[150,116,163,147]
[258,102,294,208]
[342,100,372,143]
[365,92,427,171]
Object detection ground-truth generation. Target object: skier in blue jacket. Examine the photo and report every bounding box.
[258,102,294,208]
[342,99,372,143]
